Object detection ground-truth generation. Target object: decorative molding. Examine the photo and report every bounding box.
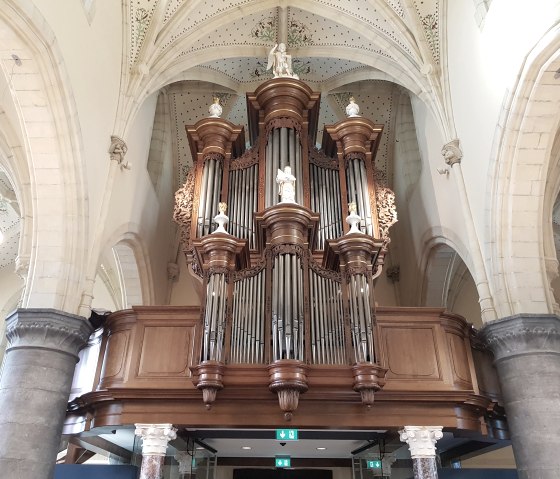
[5,309,93,358]
[399,426,443,458]
[376,186,398,240]
[109,135,130,170]
[167,262,180,281]
[441,139,462,167]
[230,144,260,170]
[480,314,560,361]
[308,145,338,170]
[134,423,177,456]
[386,265,400,282]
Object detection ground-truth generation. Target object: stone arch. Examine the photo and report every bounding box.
[420,237,482,326]
[488,23,560,317]
[103,226,155,308]
[0,1,87,313]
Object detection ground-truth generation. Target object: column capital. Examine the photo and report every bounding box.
[6,309,93,359]
[441,139,462,166]
[135,423,177,456]
[480,314,560,361]
[399,426,443,458]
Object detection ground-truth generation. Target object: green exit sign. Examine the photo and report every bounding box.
[367,460,382,469]
[275,457,291,468]
[276,429,298,441]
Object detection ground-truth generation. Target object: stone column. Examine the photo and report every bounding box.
[135,423,177,479]
[0,309,93,479]
[480,314,560,479]
[399,426,443,479]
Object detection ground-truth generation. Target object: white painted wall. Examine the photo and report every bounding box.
[32,0,123,239]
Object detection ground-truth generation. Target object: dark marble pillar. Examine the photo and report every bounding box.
[0,309,93,479]
[139,455,164,479]
[481,314,560,479]
[399,426,443,479]
[135,424,177,479]
[412,458,438,479]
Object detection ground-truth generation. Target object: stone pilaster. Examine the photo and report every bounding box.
[175,451,193,479]
[399,426,443,479]
[381,452,397,477]
[480,314,560,479]
[0,309,93,479]
[135,423,177,479]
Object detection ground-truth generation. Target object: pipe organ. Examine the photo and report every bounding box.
[174,77,397,418]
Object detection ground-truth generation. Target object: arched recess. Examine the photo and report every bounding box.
[102,227,155,308]
[488,24,560,318]
[0,1,87,313]
[421,242,482,327]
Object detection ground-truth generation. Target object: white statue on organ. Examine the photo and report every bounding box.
[208,97,223,118]
[345,97,360,117]
[276,166,296,203]
[267,43,299,80]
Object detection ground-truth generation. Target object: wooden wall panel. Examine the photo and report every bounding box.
[382,326,441,379]
[137,326,195,378]
[447,332,472,387]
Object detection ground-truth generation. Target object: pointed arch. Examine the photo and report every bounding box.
[0,1,88,313]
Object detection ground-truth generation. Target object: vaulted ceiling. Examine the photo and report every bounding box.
[137,1,437,192]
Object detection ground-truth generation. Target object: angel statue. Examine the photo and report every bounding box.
[276,166,296,203]
[267,43,299,80]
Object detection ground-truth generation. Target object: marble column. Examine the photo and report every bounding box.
[480,314,560,479]
[0,309,93,479]
[135,423,177,479]
[399,426,443,479]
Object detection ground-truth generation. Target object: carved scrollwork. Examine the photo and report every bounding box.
[230,144,260,170]
[173,168,203,277]
[376,186,398,240]
[344,266,371,283]
[205,266,231,280]
[344,151,366,168]
[202,152,224,164]
[308,145,339,169]
[265,118,302,138]
[308,255,342,282]
[270,243,307,258]
[233,257,267,281]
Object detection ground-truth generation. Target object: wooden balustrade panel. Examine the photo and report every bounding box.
[82,306,491,432]
[375,307,476,393]
[97,307,201,390]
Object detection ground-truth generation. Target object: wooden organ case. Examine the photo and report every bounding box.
[70,78,503,436]
[175,78,393,419]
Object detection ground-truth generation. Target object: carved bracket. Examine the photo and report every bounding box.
[351,362,388,408]
[190,360,225,409]
[267,359,309,421]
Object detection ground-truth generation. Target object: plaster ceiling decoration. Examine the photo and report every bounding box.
[0,170,20,269]
[386,0,405,18]
[412,0,440,64]
[163,0,184,23]
[288,3,412,56]
[130,0,159,66]
[161,0,269,51]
